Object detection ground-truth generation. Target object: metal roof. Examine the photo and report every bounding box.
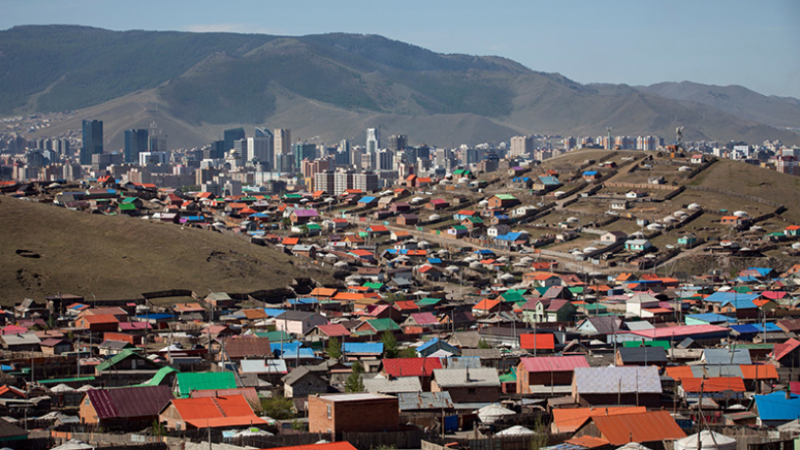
[432,368,500,388]
[754,392,800,421]
[702,348,752,365]
[591,410,686,445]
[86,385,174,420]
[363,376,422,394]
[520,356,589,373]
[574,366,661,394]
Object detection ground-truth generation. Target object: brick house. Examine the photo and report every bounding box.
[397,214,419,226]
[80,385,174,429]
[516,356,589,394]
[308,393,399,434]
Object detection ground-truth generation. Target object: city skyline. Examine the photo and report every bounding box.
[1,0,798,99]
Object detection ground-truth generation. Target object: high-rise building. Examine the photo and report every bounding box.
[124,129,149,164]
[81,120,103,165]
[248,128,274,170]
[223,128,245,153]
[509,135,534,158]
[292,143,316,169]
[334,169,355,195]
[378,149,394,171]
[314,170,336,194]
[366,128,380,154]
[354,171,378,192]
[388,134,407,152]
[274,129,291,155]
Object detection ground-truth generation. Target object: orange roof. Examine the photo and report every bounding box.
[175,303,205,312]
[752,299,771,307]
[82,314,119,324]
[229,202,247,209]
[282,237,299,245]
[553,407,646,433]
[740,364,778,380]
[681,377,745,393]
[242,309,268,320]
[473,298,501,311]
[721,216,740,220]
[310,287,338,297]
[564,436,610,449]
[592,410,686,445]
[616,273,635,282]
[333,292,366,302]
[665,366,695,382]
[171,395,260,424]
[519,333,555,350]
[393,230,411,236]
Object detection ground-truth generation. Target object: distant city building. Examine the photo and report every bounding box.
[366,128,380,154]
[293,142,316,169]
[388,134,407,152]
[81,120,103,165]
[139,151,169,166]
[223,128,245,153]
[509,135,534,157]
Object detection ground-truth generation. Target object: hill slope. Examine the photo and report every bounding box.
[5,25,799,147]
[0,197,333,304]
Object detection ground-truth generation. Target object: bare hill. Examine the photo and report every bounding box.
[0,197,333,305]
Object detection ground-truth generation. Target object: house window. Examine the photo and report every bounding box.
[468,388,476,394]
[327,405,332,419]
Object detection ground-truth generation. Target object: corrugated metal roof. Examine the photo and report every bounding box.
[383,357,443,377]
[574,366,661,394]
[520,356,589,373]
[681,377,745,393]
[87,385,174,420]
[552,407,646,433]
[432,368,500,388]
[343,342,384,354]
[592,410,686,445]
[363,376,422,394]
[702,348,751,365]
[754,392,800,421]
[177,372,237,397]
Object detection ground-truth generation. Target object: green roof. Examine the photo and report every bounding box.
[96,349,148,373]
[364,282,384,290]
[465,216,483,223]
[736,343,774,349]
[501,291,526,303]
[176,371,236,397]
[138,366,179,387]
[283,193,303,199]
[240,196,258,202]
[568,287,584,294]
[366,318,401,332]
[622,340,670,349]
[119,203,137,211]
[306,223,322,230]
[122,197,138,203]
[498,367,516,382]
[255,330,293,343]
[40,376,96,385]
[417,297,443,306]
[452,225,467,231]
[733,286,753,293]
[495,194,517,200]
[581,304,607,312]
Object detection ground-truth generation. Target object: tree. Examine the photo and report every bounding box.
[399,347,418,358]
[478,339,491,349]
[381,331,399,359]
[327,337,342,359]
[528,415,549,450]
[261,395,295,420]
[345,361,365,393]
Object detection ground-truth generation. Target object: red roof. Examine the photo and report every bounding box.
[553,407,645,433]
[772,338,800,361]
[591,410,686,445]
[410,312,439,326]
[82,314,119,325]
[314,324,351,338]
[519,355,589,373]
[87,385,174,419]
[394,300,419,311]
[629,324,727,339]
[681,377,745,393]
[383,357,443,377]
[519,334,555,350]
[473,298,501,311]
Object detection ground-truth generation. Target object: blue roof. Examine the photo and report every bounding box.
[184,215,205,221]
[270,342,301,355]
[359,196,377,203]
[583,171,598,176]
[417,338,442,352]
[748,267,775,277]
[703,292,759,304]
[288,297,318,305]
[754,392,800,421]
[730,324,760,335]
[279,348,317,359]
[737,276,761,283]
[263,308,286,317]
[753,323,782,333]
[474,250,495,255]
[343,342,384,354]
[496,232,524,241]
[428,258,442,264]
[720,299,757,309]
[537,175,561,186]
[685,313,737,324]
[134,313,175,321]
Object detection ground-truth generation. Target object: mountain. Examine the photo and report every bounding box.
[637,81,800,130]
[2,25,798,147]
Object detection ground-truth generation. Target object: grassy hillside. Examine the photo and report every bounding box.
[0,197,333,304]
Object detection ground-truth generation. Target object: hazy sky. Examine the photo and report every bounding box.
[3,0,799,98]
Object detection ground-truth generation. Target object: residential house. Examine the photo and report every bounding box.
[625,239,652,252]
[308,393,399,433]
[283,366,329,398]
[75,314,119,332]
[159,394,267,430]
[615,347,668,367]
[382,358,443,391]
[290,209,319,224]
[572,366,662,407]
[275,311,329,336]
[431,368,501,403]
[574,410,686,446]
[396,214,419,226]
[221,336,273,361]
[80,385,174,429]
[487,194,519,209]
[516,355,589,394]
[600,231,627,245]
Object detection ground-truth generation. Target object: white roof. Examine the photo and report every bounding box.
[674,431,736,450]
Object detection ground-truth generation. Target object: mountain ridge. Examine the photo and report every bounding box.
[3,25,798,147]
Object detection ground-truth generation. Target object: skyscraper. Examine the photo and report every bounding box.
[293,142,316,169]
[510,135,534,158]
[273,128,291,170]
[388,134,407,152]
[124,129,149,164]
[366,127,380,153]
[223,128,245,153]
[81,120,103,165]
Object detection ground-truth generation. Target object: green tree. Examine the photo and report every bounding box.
[381,331,399,358]
[528,415,549,450]
[327,337,342,359]
[399,347,418,358]
[261,395,295,420]
[345,361,365,393]
[478,339,491,349]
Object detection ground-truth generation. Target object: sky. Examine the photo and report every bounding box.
[2,0,799,98]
